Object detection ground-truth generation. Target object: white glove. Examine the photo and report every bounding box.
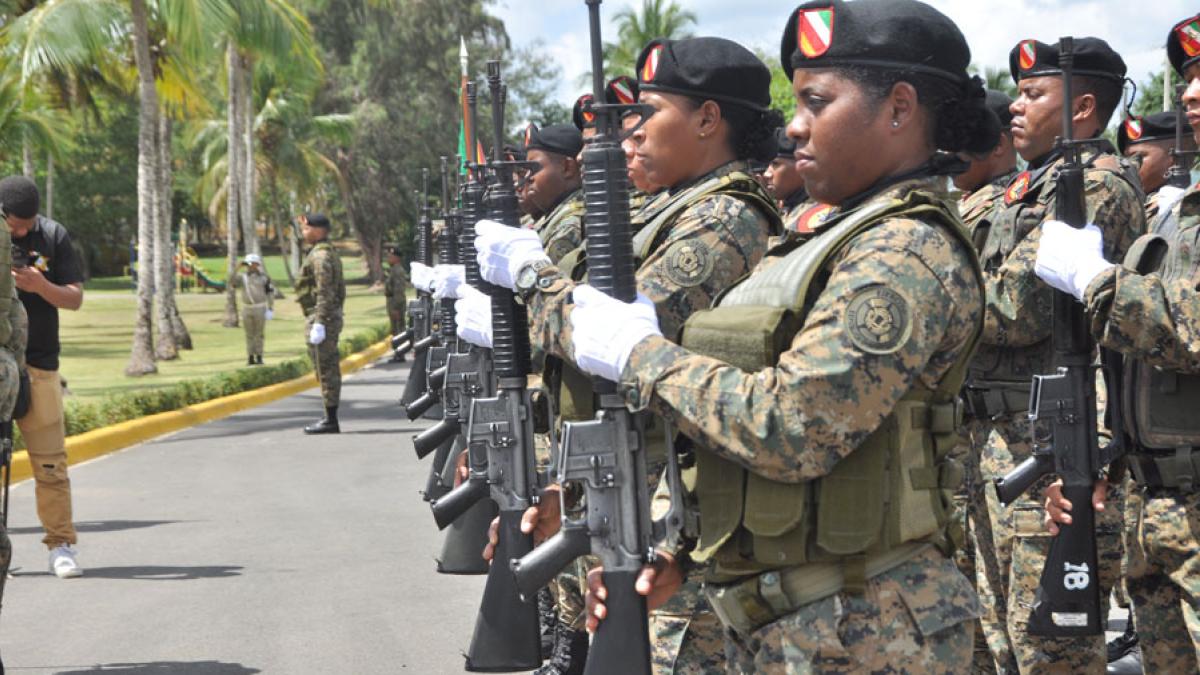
[309,322,326,345]
[411,262,435,292]
[570,285,662,382]
[454,287,493,348]
[475,219,549,290]
[265,309,274,321]
[1156,185,1187,214]
[432,264,467,300]
[1035,220,1115,302]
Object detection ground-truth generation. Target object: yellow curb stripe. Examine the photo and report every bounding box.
[7,339,392,485]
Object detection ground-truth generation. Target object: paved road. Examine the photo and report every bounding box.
[1,358,486,674]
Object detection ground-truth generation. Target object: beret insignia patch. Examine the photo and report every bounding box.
[1178,19,1200,58]
[1124,118,1143,141]
[1018,40,1037,71]
[664,240,714,288]
[611,77,636,104]
[643,44,663,82]
[1005,170,1031,205]
[844,285,912,355]
[797,8,834,59]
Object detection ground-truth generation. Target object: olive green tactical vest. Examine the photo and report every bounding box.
[1121,189,1200,450]
[678,187,983,575]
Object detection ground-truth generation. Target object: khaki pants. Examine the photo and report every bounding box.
[243,305,267,357]
[16,366,75,549]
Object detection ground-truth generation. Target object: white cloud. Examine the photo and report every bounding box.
[492,0,1196,112]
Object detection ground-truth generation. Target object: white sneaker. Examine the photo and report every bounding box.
[49,545,82,578]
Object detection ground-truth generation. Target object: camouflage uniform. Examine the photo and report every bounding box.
[296,240,346,407]
[528,161,779,672]
[384,261,408,336]
[1080,185,1200,673]
[232,267,274,360]
[0,221,27,624]
[533,188,585,265]
[965,147,1143,673]
[616,177,984,671]
[946,169,1016,675]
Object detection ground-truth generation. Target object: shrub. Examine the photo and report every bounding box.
[20,323,389,449]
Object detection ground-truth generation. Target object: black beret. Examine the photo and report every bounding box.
[1009,37,1126,84]
[1168,14,1200,77]
[637,37,771,112]
[305,212,331,229]
[986,89,1014,128]
[504,143,527,162]
[524,123,583,158]
[0,175,39,219]
[1117,112,1180,154]
[782,0,971,85]
[774,127,796,158]
[572,94,595,131]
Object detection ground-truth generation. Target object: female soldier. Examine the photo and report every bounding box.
[566,0,999,670]
[461,35,782,675]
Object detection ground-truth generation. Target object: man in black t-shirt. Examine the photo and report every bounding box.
[0,175,84,578]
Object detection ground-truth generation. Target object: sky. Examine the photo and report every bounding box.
[491,0,1195,113]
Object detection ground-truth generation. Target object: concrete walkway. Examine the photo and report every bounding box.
[1,358,484,674]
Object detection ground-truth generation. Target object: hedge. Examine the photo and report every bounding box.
[25,323,390,447]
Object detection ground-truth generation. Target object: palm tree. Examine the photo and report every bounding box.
[126,0,158,374]
[603,0,696,78]
[220,0,320,326]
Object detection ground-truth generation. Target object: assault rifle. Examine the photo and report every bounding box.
[994,37,1122,637]
[404,166,451,420]
[398,170,436,409]
[441,60,543,672]
[508,3,671,673]
[1167,84,1199,190]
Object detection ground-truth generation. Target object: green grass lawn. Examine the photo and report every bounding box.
[67,252,392,405]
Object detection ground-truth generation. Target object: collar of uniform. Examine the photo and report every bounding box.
[837,163,942,212]
[542,187,582,222]
[666,160,750,196]
[782,187,810,211]
[989,169,1020,190]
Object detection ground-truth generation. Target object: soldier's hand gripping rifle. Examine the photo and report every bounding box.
[994,37,1125,637]
[1167,83,1199,190]
[442,60,543,673]
[399,170,436,409]
[507,3,666,673]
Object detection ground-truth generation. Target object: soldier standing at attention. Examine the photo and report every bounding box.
[522,123,586,265]
[965,37,1144,673]
[295,213,345,435]
[465,34,782,674]
[383,246,408,363]
[569,0,1000,669]
[1040,14,1200,673]
[232,253,274,366]
[1117,110,1197,236]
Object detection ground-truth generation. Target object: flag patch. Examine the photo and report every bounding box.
[797,8,834,59]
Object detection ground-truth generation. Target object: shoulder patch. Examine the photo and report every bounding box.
[1005,171,1031,205]
[844,285,913,355]
[663,239,715,288]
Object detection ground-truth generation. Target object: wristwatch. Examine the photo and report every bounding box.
[515,258,553,299]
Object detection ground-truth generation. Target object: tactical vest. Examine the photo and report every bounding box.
[536,190,585,254]
[677,187,982,575]
[1120,190,1200,451]
[968,151,1143,402]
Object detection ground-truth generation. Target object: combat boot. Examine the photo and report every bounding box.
[247,356,255,366]
[534,621,588,675]
[304,418,340,434]
[1107,619,1142,675]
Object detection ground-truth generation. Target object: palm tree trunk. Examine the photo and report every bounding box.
[222,41,241,328]
[269,177,295,285]
[45,153,53,219]
[240,53,258,256]
[154,112,181,360]
[22,134,34,178]
[126,0,158,376]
